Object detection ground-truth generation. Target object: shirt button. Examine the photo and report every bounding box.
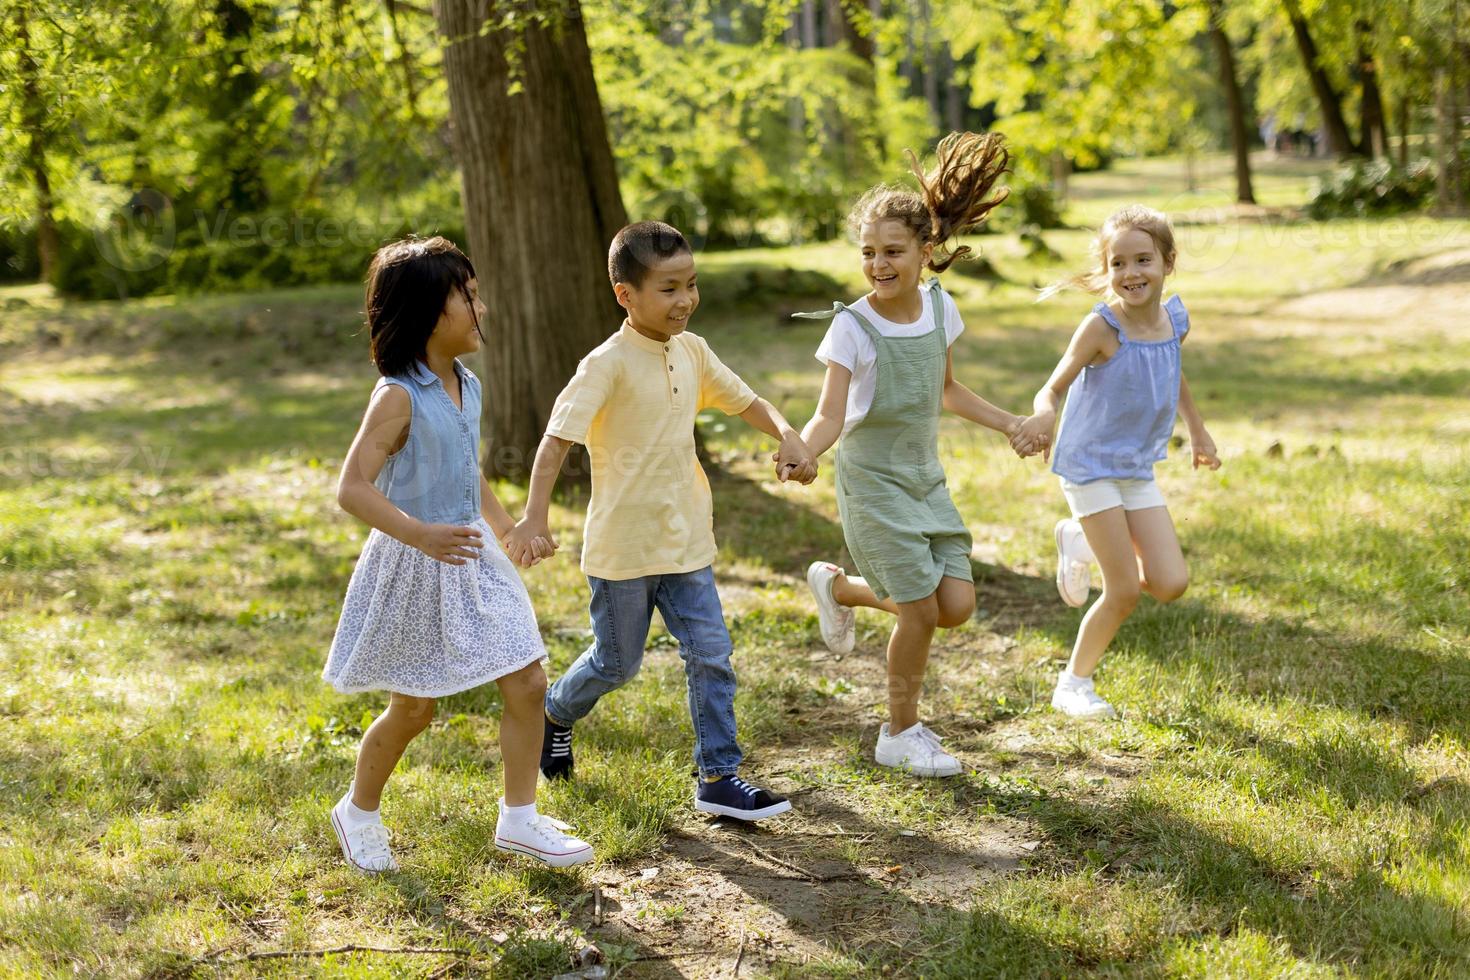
[669,365,674,372]
[673,387,678,393]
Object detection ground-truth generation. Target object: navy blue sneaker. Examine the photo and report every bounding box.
[695,775,791,821]
[540,715,574,781]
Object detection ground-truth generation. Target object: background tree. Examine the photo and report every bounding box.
[433,0,629,479]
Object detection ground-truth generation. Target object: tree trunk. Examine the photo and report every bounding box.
[800,0,818,48]
[434,0,629,480]
[1355,21,1388,159]
[1437,68,1465,213]
[1281,0,1359,158]
[1396,95,1410,166]
[828,0,874,63]
[920,0,941,127]
[13,5,59,286]
[1208,0,1256,204]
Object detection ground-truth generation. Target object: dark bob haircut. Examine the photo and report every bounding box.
[366,236,480,377]
[607,220,691,289]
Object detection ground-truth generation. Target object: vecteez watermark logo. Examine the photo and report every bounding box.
[93,188,175,272]
[91,188,390,272]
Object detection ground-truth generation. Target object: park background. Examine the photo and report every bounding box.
[3,0,1469,976]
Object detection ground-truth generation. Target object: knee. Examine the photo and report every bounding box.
[936,594,975,629]
[1103,579,1142,614]
[499,662,548,705]
[899,597,940,633]
[388,694,436,734]
[1149,572,1189,604]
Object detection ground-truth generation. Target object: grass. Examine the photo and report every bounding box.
[3,151,1470,977]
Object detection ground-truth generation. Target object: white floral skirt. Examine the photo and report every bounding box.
[323,518,546,697]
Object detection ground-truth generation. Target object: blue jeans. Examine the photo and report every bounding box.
[544,566,743,777]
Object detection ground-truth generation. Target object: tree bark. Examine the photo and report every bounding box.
[1437,68,1465,213]
[13,5,60,286]
[1281,0,1359,158]
[1355,21,1387,159]
[828,0,874,63]
[434,0,629,479]
[1208,0,1256,203]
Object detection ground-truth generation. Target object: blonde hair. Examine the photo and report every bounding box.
[1039,204,1178,301]
[848,131,1010,274]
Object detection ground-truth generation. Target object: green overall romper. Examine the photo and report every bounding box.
[797,282,974,603]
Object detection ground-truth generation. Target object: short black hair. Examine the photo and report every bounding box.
[607,220,691,288]
[365,236,479,376]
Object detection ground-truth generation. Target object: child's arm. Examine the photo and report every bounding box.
[1177,373,1220,470]
[941,348,1023,436]
[337,385,483,564]
[1015,313,1112,462]
[478,473,518,540]
[504,434,573,565]
[740,397,817,484]
[800,361,851,461]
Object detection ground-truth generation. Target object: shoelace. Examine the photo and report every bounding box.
[525,814,579,846]
[727,777,758,799]
[914,725,949,755]
[353,823,393,865]
[549,731,572,757]
[1064,560,1090,593]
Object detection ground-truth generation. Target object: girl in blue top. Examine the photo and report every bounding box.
[324,237,591,873]
[1014,206,1220,719]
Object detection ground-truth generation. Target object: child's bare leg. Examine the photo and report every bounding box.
[353,693,436,810]
[832,572,901,615]
[496,662,548,807]
[1067,508,1142,679]
[1126,507,1189,603]
[887,595,939,731]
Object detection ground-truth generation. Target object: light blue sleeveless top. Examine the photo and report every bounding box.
[1051,295,1188,484]
[374,358,483,524]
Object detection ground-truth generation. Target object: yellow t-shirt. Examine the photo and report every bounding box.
[545,321,757,580]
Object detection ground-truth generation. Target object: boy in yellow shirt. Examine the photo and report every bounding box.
[505,221,814,820]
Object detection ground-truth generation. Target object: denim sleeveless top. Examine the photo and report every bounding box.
[1051,295,1188,484]
[374,358,483,524]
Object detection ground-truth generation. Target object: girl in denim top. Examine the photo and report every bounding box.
[1014,206,1221,719]
[323,237,592,872]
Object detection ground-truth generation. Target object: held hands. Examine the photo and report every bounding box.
[772,432,818,485]
[411,522,485,565]
[1191,429,1222,470]
[1009,412,1055,461]
[502,517,558,569]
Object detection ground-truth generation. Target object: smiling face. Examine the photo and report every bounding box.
[860,220,932,304]
[1106,226,1174,308]
[428,277,486,359]
[615,251,698,341]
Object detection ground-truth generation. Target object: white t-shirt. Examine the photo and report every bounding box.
[814,287,966,436]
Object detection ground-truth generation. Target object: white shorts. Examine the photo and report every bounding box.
[1059,477,1166,519]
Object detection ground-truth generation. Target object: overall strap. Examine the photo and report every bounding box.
[1093,302,1127,343]
[792,301,883,342]
[925,278,946,332]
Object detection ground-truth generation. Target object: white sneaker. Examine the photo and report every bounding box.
[874,722,964,777]
[806,561,856,654]
[331,802,399,873]
[1050,682,1117,719]
[494,812,594,868]
[1054,519,1093,607]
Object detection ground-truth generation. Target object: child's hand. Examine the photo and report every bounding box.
[504,518,557,568]
[774,433,818,485]
[1010,413,1055,461]
[1191,430,1221,470]
[411,522,484,565]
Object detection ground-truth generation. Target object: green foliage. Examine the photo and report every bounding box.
[1306,159,1437,218]
[587,0,932,246]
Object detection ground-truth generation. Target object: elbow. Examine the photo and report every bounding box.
[335,479,359,516]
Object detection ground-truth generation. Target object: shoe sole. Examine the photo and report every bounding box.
[1054,520,1088,608]
[1049,697,1117,720]
[806,562,855,654]
[331,807,397,874]
[539,765,574,781]
[695,799,792,821]
[494,837,594,868]
[874,755,964,778]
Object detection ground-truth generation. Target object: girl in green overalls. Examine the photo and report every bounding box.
[798,132,1035,777]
